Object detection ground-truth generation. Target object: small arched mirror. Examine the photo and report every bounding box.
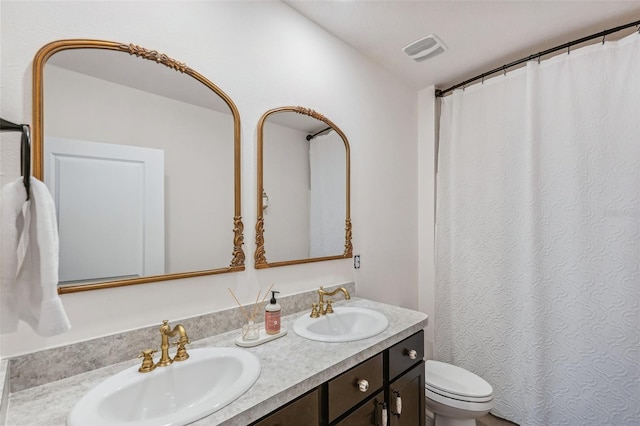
[32,39,244,294]
[255,106,352,268]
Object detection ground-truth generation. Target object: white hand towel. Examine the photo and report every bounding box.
[1,178,25,333]
[1,177,71,336]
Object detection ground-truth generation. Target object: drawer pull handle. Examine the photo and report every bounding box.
[392,391,402,416]
[407,349,417,360]
[381,402,388,426]
[357,378,369,392]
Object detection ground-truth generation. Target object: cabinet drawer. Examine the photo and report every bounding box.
[327,353,384,423]
[388,330,424,381]
[252,388,319,426]
[334,390,385,426]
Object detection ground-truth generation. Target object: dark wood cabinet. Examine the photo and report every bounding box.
[387,330,425,426]
[252,388,320,426]
[388,362,425,426]
[334,390,385,426]
[328,353,384,423]
[388,330,424,381]
[250,331,425,426]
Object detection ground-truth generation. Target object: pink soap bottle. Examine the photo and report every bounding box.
[265,290,281,335]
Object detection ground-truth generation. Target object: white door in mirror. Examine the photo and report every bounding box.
[45,137,165,284]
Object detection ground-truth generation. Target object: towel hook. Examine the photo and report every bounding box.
[1,117,31,200]
[21,125,31,200]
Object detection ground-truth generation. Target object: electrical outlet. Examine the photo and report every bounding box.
[354,255,360,269]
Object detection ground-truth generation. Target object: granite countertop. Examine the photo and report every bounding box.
[6,298,428,426]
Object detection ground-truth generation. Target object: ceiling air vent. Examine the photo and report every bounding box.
[403,34,447,62]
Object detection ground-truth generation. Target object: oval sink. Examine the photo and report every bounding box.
[67,347,260,426]
[293,306,389,342]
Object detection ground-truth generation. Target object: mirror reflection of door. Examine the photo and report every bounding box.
[34,41,244,292]
[263,118,310,261]
[256,107,351,268]
[45,138,165,284]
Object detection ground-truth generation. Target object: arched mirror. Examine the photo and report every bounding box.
[32,39,244,294]
[255,106,351,268]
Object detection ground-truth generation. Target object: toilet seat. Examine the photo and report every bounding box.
[425,360,493,402]
[426,383,493,403]
[425,386,494,413]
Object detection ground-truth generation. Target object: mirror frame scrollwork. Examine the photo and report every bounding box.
[32,39,245,294]
[255,106,352,268]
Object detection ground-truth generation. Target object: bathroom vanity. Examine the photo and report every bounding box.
[253,330,425,425]
[3,297,428,425]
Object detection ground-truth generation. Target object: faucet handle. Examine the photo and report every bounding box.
[325,299,334,314]
[173,336,190,362]
[137,349,157,373]
[310,303,320,318]
[138,348,156,358]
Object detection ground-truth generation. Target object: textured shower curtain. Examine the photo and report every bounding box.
[435,33,639,425]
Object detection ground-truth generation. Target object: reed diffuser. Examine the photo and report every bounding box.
[228,283,274,341]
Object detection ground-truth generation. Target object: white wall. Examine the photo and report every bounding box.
[418,87,437,361]
[0,1,420,358]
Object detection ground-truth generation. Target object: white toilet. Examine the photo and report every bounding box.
[425,360,494,426]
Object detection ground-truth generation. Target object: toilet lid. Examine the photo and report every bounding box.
[425,360,493,399]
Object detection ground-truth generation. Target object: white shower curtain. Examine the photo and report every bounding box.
[435,33,639,425]
[309,131,345,257]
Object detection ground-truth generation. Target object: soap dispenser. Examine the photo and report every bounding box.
[265,290,281,335]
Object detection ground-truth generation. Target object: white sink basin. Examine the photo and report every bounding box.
[67,347,260,426]
[293,306,389,342]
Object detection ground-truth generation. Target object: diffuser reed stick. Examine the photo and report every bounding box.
[250,290,262,323]
[228,283,276,324]
[229,284,276,340]
[227,288,251,323]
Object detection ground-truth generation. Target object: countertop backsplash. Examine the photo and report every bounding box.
[0,359,8,425]
[5,282,355,393]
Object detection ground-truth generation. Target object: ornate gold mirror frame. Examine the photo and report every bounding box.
[33,39,244,294]
[255,106,352,268]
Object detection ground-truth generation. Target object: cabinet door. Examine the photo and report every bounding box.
[334,390,385,426]
[252,388,320,426]
[389,361,425,426]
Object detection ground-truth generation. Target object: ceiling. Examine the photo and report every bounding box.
[284,1,640,91]
[48,48,231,113]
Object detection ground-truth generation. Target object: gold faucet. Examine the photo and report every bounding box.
[311,286,351,317]
[157,320,190,367]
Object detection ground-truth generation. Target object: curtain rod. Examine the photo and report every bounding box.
[435,19,640,98]
[306,126,332,141]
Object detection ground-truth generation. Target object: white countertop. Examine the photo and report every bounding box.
[6,298,428,426]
